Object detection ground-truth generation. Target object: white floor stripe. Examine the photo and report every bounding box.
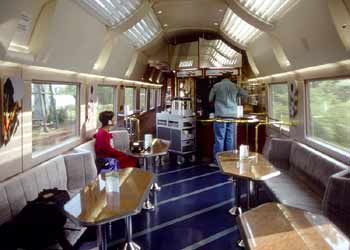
[157,165,201,176]
[158,181,232,206]
[108,198,236,247]
[180,226,239,250]
[162,171,220,187]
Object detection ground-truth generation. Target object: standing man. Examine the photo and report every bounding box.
[209,72,248,166]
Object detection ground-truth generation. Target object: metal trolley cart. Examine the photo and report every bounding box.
[156,98,196,165]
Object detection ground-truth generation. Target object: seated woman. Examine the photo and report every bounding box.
[94,111,137,170]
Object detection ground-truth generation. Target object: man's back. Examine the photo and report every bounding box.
[209,79,247,117]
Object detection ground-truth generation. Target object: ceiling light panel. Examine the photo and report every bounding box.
[123,11,161,48]
[237,0,295,22]
[221,9,261,46]
[77,0,141,26]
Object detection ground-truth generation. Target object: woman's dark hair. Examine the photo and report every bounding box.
[99,111,114,126]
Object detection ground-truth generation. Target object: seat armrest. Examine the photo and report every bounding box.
[323,169,350,236]
[265,138,292,170]
[64,152,98,191]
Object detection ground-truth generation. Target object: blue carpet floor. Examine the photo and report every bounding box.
[76,161,270,250]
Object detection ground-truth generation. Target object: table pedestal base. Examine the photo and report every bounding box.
[123,216,141,250]
[237,240,245,248]
[143,199,155,210]
[123,242,141,250]
[151,182,162,191]
[229,206,242,216]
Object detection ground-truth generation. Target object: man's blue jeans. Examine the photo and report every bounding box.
[213,121,236,162]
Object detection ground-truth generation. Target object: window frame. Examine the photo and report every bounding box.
[268,82,290,133]
[31,80,81,158]
[304,76,350,154]
[95,84,117,114]
[124,86,136,114]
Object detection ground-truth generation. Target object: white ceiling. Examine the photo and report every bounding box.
[152,0,227,31]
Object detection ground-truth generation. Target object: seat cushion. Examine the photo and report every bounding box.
[264,171,323,213]
[289,142,346,195]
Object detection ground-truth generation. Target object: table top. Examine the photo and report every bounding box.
[238,202,350,250]
[64,168,154,226]
[124,138,170,158]
[216,151,280,181]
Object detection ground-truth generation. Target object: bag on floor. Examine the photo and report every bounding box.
[12,188,71,249]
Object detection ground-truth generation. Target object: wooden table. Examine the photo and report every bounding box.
[64,168,154,250]
[217,151,280,215]
[124,138,170,209]
[238,202,350,250]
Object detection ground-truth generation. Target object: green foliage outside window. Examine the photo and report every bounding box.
[270,83,290,125]
[308,79,350,150]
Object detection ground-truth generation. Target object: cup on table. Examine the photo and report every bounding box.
[239,145,249,160]
[237,106,244,118]
[105,171,120,193]
[144,134,153,150]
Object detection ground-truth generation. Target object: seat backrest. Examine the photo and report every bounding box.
[264,138,292,170]
[0,155,67,225]
[110,130,130,151]
[75,139,96,160]
[63,152,97,191]
[289,142,347,195]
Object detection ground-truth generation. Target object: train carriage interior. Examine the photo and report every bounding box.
[0,0,350,249]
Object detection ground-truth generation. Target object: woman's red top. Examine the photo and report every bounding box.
[94,128,136,168]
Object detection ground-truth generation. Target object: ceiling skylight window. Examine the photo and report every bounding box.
[221,9,261,46]
[77,0,141,26]
[237,0,295,22]
[209,50,238,66]
[124,11,161,48]
[214,40,238,58]
[179,60,193,68]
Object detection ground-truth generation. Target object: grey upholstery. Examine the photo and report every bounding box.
[110,130,130,152]
[75,139,96,160]
[0,151,97,248]
[263,138,349,235]
[323,169,350,236]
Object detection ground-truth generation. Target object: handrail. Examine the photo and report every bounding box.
[255,117,295,152]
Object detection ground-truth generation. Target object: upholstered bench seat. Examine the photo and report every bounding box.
[264,170,323,213]
[0,151,97,249]
[262,137,350,236]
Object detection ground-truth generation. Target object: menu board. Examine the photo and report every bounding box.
[205,68,239,76]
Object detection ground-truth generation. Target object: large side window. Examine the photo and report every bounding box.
[96,85,115,116]
[150,89,156,109]
[269,83,290,131]
[32,82,79,154]
[140,88,147,111]
[124,87,135,114]
[307,77,350,151]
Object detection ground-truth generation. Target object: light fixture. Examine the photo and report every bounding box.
[123,11,162,48]
[157,10,163,14]
[221,8,261,46]
[218,9,224,12]
[213,22,219,26]
[179,60,193,68]
[75,0,142,27]
[163,23,168,27]
[237,0,296,23]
